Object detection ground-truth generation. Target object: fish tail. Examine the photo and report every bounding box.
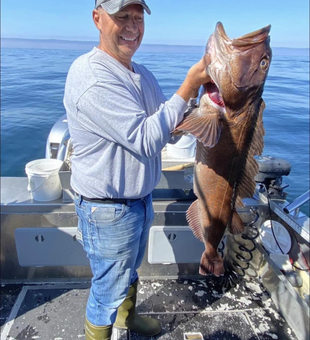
[199,251,224,276]
[229,210,244,235]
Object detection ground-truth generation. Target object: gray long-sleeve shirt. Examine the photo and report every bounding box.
[64,47,191,199]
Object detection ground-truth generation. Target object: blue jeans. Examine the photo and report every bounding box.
[74,193,154,326]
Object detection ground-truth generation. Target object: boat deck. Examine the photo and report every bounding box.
[1,173,309,340]
[1,277,298,340]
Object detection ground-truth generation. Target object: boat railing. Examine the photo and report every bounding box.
[283,190,310,217]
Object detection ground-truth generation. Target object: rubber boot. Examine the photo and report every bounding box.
[114,280,161,336]
[85,317,113,340]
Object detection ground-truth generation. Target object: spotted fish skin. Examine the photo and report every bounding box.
[175,22,272,276]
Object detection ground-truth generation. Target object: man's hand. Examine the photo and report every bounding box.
[177,55,211,102]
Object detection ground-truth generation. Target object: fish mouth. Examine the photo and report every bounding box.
[206,82,224,107]
[201,81,226,114]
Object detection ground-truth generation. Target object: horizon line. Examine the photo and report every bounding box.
[1,37,309,50]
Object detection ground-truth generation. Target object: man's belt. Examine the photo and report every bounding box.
[79,195,141,205]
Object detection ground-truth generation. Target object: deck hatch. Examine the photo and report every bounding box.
[14,227,89,267]
[148,226,204,264]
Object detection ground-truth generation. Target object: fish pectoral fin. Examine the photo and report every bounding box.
[229,211,244,235]
[172,105,198,136]
[171,129,187,137]
[175,107,222,148]
[186,200,204,241]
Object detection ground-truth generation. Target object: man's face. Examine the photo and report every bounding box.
[94,4,145,69]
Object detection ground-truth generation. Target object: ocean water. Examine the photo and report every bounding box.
[1,45,309,214]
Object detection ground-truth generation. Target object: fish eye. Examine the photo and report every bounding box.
[260,58,269,69]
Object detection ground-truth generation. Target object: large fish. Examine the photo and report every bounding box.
[175,22,272,276]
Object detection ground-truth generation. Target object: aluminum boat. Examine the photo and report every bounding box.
[1,114,309,340]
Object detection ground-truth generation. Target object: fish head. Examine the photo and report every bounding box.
[201,22,272,117]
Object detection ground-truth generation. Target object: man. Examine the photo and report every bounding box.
[64,0,210,339]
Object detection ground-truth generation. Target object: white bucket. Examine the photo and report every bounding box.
[25,159,63,201]
[167,134,196,159]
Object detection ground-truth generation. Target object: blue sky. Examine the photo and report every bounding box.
[1,0,309,48]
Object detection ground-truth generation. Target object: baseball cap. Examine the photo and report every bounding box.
[95,0,151,15]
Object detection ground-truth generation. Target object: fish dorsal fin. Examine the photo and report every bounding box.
[236,100,265,205]
[175,107,222,148]
[186,199,204,242]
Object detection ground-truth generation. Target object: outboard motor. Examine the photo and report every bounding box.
[45,114,70,161]
[255,156,291,199]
